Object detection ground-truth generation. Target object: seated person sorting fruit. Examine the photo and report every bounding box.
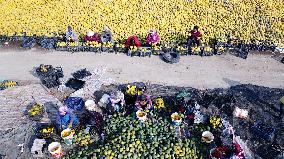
[101,26,114,43]
[187,26,202,47]
[125,36,141,50]
[65,26,78,42]
[146,29,160,46]
[135,94,152,110]
[84,30,100,42]
[109,90,125,112]
[56,106,79,131]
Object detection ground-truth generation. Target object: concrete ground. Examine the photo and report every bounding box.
[0,49,283,89]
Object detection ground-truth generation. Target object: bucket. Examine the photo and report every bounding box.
[136,110,147,122]
[171,112,182,126]
[61,128,75,145]
[48,142,63,158]
[202,131,214,143]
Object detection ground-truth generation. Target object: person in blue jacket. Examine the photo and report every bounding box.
[56,106,79,131]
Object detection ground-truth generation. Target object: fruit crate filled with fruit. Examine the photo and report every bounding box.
[152,45,163,55]
[86,41,101,53]
[176,45,188,56]
[115,43,126,53]
[127,46,152,57]
[101,42,116,53]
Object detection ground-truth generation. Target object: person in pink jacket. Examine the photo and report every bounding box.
[146,29,160,46]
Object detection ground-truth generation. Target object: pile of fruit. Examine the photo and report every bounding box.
[0,80,17,90]
[28,103,44,118]
[64,113,204,159]
[209,116,222,129]
[86,41,101,47]
[0,0,283,46]
[73,129,95,147]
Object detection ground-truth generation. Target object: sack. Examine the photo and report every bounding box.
[64,97,85,111]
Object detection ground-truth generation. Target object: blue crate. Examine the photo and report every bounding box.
[251,121,275,141]
[64,97,85,111]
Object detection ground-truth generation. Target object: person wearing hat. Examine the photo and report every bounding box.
[65,26,78,42]
[135,94,152,110]
[84,30,100,42]
[109,90,125,112]
[125,35,141,50]
[146,29,160,46]
[100,26,114,43]
[56,106,79,131]
[84,100,104,134]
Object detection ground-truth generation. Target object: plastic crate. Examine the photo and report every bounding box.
[64,97,85,111]
[251,121,275,141]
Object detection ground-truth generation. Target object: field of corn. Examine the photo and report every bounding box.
[0,0,283,45]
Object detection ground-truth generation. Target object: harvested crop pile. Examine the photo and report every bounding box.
[63,84,284,159]
[0,0,283,45]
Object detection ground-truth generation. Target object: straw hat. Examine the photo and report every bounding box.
[87,30,95,37]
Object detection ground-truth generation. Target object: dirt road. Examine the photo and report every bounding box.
[0,49,283,89]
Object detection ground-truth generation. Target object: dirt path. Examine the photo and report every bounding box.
[0,49,283,89]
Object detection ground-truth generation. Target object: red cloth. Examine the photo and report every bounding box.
[84,34,100,42]
[190,30,202,38]
[125,36,141,48]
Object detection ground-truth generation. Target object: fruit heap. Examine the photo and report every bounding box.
[28,103,43,117]
[0,0,283,46]
[0,80,17,90]
[153,97,165,109]
[64,113,203,159]
[74,129,95,147]
[209,116,222,129]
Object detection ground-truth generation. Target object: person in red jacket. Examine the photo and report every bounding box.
[187,26,202,46]
[125,36,141,49]
[84,30,100,42]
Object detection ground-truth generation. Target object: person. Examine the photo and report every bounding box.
[84,100,104,134]
[187,26,202,47]
[109,90,125,112]
[65,26,78,42]
[83,30,100,42]
[100,26,114,43]
[135,94,152,110]
[56,106,79,131]
[125,36,141,49]
[146,29,160,46]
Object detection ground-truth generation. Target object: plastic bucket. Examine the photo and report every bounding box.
[171,113,182,126]
[61,128,75,145]
[48,142,63,158]
[136,110,147,122]
[202,131,214,143]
